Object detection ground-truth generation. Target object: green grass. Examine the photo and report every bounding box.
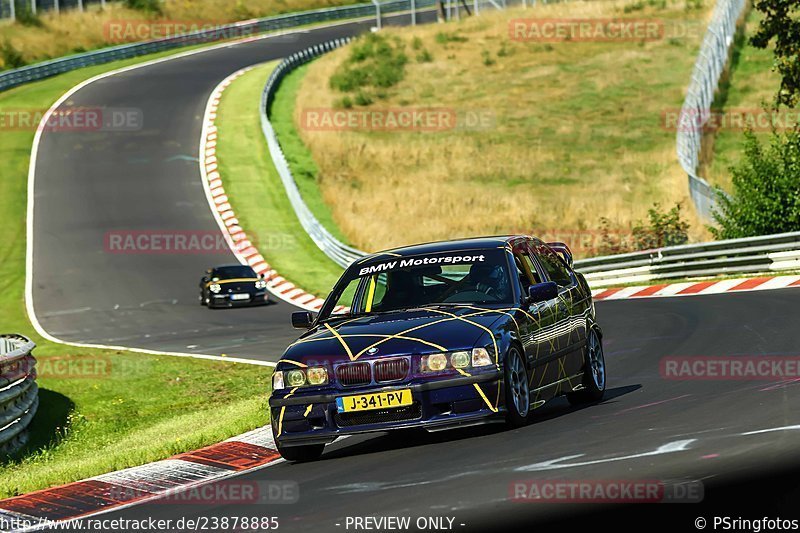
[215,63,344,297]
[268,63,353,247]
[703,9,781,190]
[0,43,274,498]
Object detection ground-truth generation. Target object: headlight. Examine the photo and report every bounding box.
[209,283,222,293]
[255,280,267,289]
[306,366,328,385]
[472,347,493,367]
[450,351,470,369]
[422,353,448,372]
[272,371,284,391]
[286,369,307,387]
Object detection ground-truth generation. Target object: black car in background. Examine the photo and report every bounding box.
[199,264,269,308]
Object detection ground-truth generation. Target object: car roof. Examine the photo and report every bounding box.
[211,264,254,271]
[361,235,532,262]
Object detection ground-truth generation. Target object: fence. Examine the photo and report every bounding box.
[0,0,109,20]
[0,334,38,455]
[0,0,432,92]
[574,231,800,287]
[676,0,747,220]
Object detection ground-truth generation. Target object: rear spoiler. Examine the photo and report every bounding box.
[547,242,573,268]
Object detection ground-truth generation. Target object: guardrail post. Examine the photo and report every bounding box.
[29,0,34,14]
[9,0,15,21]
[372,0,381,29]
[411,0,416,25]
[54,0,58,15]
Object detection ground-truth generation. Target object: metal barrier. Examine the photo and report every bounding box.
[574,231,800,287]
[676,0,746,220]
[260,38,372,269]
[0,0,428,93]
[0,334,38,455]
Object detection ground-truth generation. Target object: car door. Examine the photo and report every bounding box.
[528,240,584,388]
[510,244,563,401]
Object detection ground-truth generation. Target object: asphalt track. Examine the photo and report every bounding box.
[46,287,800,530]
[30,8,800,530]
[30,11,434,362]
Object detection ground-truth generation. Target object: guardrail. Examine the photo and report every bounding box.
[0,334,38,455]
[574,231,800,287]
[676,0,746,220]
[260,38,373,269]
[0,0,429,93]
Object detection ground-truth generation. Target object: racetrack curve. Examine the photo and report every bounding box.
[30,11,434,362]
[28,8,800,529]
[61,288,800,529]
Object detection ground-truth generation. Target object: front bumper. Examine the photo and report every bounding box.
[269,370,503,447]
[211,290,269,306]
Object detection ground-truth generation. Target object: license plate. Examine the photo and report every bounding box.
[230,293,250,301]
[336,389,412,413]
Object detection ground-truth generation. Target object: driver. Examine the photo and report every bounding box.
[468,263,511,301]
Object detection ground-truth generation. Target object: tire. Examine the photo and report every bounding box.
[270,418,325,462]
[567,327,606,405]
[504,346,531,427]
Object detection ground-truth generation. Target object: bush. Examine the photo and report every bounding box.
[435,31,468,45]
[711,129,800,239]
[596,203,690,255]
[632,203,690,249]
[124,0,163,14]
[329,33,408,104]
[1,41,26,69]
[416,49,432,63]
[14,5,43,28]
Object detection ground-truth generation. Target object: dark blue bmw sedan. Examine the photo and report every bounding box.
[269,235,606,462]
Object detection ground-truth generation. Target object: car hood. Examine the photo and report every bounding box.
[282,307,508,365]
[214,279,258,292]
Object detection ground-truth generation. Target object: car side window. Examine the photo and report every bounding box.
[534,245,573,287]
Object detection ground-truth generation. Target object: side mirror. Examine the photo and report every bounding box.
[547,242,574,268]
[528,281,558,303]
[259,273,266,279]
[292,311,313,329]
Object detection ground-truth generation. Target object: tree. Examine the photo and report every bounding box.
[711,129,800,239]
[751,0,800,108]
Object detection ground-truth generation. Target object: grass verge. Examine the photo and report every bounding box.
[0,43,273,499]
[214,62,344,297]
[294,0,715,253]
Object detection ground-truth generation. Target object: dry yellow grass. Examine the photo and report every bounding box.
[295,0,714,254]
[0,0,360,69]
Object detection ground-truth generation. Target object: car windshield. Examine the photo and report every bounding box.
[212,266,257,279]
[322,249,513,319]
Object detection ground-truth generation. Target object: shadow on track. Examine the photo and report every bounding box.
[319,385,641,462]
